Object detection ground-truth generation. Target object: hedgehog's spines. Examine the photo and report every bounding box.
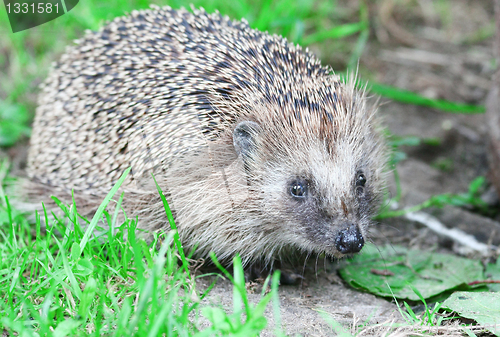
[26,7,387,266]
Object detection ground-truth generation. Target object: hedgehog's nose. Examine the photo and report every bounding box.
[335,224,364,254]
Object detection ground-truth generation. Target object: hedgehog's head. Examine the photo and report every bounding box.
[231,78,387,259]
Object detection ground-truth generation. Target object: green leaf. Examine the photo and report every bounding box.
[252,293,272,320]
[485,258,500,292]
[468,176,486,194]
[389,136,421,148]
[339,244,484,301]
[340,74,485,114]
[271,270,286,337]
[70,242,80,261]
[55,238,83,300]
[153,176,190,278]
[302,21,367,45]
[52,318,82,337]
[147,304,171,337]
[75,258,94,276]
[233,255,246,319]
[79,167,130,252]
[390,151,407,165]
[377,176,487,219]
[116,297,132,335]
[442,292,500,336]
[368,82,485,114]
[202,307,232,332]
[78,277,97,318]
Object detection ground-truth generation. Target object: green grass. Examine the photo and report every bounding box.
[378,133,488,218]
[389,287,456,333]
[0,169,281,336]
[377,176,487,219]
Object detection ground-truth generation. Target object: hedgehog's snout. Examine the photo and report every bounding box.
[335,223,364,254]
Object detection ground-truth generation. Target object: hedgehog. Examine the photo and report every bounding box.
[26,6,387,268]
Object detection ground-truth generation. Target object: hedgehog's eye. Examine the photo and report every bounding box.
[355,172,366,196]
[356,172,366,187]
[290,179,308,199]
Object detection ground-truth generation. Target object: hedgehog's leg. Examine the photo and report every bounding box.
[245,261,304,285]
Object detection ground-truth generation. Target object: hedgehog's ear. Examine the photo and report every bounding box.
[233,121,261,159]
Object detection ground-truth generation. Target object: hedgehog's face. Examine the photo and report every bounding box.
[263,143,381,259]
[282,170,370,257]
[233,118,385,258]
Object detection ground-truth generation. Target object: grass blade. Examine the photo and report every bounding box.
[369,82,485,114]
[302,21,367,45]
[153,175,191,278]
[79,167,130,253]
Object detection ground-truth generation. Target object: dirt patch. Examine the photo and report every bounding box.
[197,263,402,336]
